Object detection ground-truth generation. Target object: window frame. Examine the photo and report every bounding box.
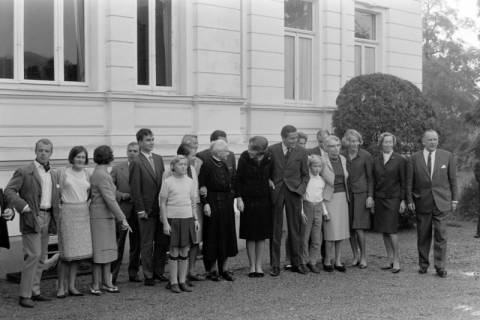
[354,9,381,76]
[284,0,315,104]
[0,0,88,86]
[136,0,177,93]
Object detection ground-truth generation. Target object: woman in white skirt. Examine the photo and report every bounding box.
[321,135,350,272]
[56,146,93,298]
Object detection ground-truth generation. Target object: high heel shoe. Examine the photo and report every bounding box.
[68,289,84,297]
[89,286,102,296]
[101,285,120,293]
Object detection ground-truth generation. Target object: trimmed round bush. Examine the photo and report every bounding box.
[333,73,437,154]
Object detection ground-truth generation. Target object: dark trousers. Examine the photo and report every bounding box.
[270,185,303,268]
[138,214,169,279]
[476,213,480,236]
[111,213,141,282]
[416,206,448,271]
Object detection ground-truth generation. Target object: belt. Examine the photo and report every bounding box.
[39,208,52,213]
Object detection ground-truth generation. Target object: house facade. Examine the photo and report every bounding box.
[0,0,422,274]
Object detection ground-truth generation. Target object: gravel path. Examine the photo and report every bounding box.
[1,221,480,320]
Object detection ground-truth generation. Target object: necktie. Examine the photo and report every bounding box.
[187,166,193,179]
[427,151,432,178]
[42,162,50,172]
[285,148,291,163]
[148,155,155,173]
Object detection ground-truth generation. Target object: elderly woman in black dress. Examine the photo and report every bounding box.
[343,129,374,269]
[372,132,406,273]
[235,136,272,277]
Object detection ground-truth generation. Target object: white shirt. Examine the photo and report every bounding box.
[423,149,436,178]
[383,151,393,165]
[282,143,293,155]
[34,160,53,209]
[304,174,325,203]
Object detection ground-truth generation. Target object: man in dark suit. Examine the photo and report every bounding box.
[5,139,60,307]
[269,125,309,276]
[111,142,141,284]
[129,129,168,286]
[308,129,329,157]
[407,130,458,278]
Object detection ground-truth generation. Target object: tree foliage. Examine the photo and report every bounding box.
[333,73,436,154]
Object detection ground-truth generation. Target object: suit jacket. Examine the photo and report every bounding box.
[90,165,126,221]
[321,154,349,201]
[129,153,165,216]
[269,143,309,200]
[111,161,134,218]
[406,149,458,213]
[372,153,406,200]
[0,189,10,249]
[4,162,60,234]
[307,146,326,157]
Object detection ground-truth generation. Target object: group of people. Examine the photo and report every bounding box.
[0,125,458,308]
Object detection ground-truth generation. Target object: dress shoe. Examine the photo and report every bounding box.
[101,285,120,293]
[475,234,480,238]
[359,264,368,269]
[436,269,447,278]
[323,264,334,272]
[169,283,181,293]
[68,289,84,296]
[89,286,103,296]
[154,274,169,282]
[381,263,393,270]
[129,275,142,283]
[334,264,346,272]
[307,263,321,273]
[270,267,280,277]
[220,271,234,281]
[391,268,401,274]
[144,278,155,286]
[293,264,308,275]
[418,268,428,274]
[19,297,34,308]
[179,283,193,292]
[187,273,206,281]
[206,271,220,281]
[31,294,51,302]
[248,272,256,278]
[254,272,265,278]
[283,264,292,270]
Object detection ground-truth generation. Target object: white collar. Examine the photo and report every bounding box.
[423,149,436,155]
[141,150,152,158]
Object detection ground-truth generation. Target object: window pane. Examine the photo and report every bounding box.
[155,0,172,86]
[137,0,149,85]
[64,0,85,82]
[284,36,295,99]
[354,45,361,76]
[355,11,375,40]
[0,0,14,79]
[24,0,54,80]
[298,37,312,100]
[284,0,312,31]
[365,46,375,74]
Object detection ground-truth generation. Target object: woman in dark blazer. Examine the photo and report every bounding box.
[372,132,406,273]
[89,145,131,294]
[235,136,272,277]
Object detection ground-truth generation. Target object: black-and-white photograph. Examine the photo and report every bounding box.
[1,0,480,319]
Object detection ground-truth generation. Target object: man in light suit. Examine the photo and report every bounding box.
[407,130,458,278]
[129,129,168,286]
[5,139,60,308]
[308,129,329,157]
[111,142,141,284]
[269,125,309,277]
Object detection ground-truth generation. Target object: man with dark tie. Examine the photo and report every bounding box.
[129,129,168,286]
[5,139,60,307]
[111,142,141,284]
[269,125,309,276]
[308,129,329,157]
[407,130,458,278]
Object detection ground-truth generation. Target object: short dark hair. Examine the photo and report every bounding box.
[210,130,227,142]
[280,125,297,139]
[136,128,153,142]
[248,136,269,153]
[35,138,53,152]
[93,145,114,165]
[68,146,89,165]
[177,144,194,157]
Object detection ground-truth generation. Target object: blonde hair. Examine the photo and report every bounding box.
[170,155,188,172]
[308,154,324,168]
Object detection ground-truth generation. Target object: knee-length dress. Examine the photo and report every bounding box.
[199,156,238,261]
[90,165,126,264]
[235,151,272,241]
[57,167,93,261]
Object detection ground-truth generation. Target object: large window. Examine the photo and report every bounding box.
[354,10,378,76]
[0,0,85,82]
[284,0,313,101]
[137,0,172,87]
